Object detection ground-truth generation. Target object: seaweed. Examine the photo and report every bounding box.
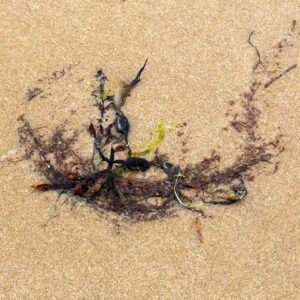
[26,88,43,101]
[18,22,298,229]
[247,31,263,72]
[264,64,297,88]
[132,122,175,157]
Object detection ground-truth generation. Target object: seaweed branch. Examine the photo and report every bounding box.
[248,31,263,72]
[264,64,297,88]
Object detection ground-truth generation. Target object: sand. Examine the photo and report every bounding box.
[0,1,299,299]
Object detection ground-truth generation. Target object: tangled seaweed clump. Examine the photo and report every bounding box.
[18,22,298,223]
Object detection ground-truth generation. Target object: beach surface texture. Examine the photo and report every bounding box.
[0,1,299,299]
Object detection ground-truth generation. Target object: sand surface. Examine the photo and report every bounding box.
[0,1,299,299]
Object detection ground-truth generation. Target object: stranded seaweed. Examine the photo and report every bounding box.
[18,22,298,228]
[132,122,175,157]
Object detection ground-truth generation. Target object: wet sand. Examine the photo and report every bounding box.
[0,1,299,299]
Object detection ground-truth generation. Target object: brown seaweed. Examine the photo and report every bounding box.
[18,22,298,224]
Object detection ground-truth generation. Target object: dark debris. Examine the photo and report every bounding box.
[18,22,298,222]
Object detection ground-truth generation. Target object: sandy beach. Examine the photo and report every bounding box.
[0,1,299,299]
